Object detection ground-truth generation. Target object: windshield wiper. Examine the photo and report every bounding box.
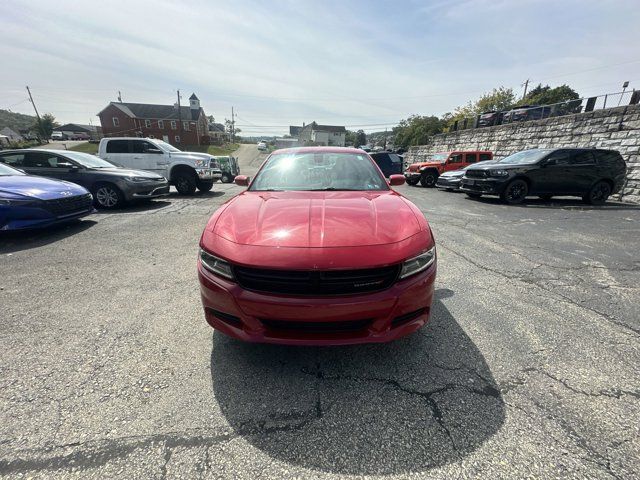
[308,187,360,191]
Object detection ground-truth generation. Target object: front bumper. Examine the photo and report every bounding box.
[435,177,462,190]
[404,171,421,180]
[123,181,170,200]
[459,177,507,195]
[0,205,95,231]
[198,261,436,346]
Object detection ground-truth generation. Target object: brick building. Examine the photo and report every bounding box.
[97,93,209,146]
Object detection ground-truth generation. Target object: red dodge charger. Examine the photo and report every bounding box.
[198,147,436,345]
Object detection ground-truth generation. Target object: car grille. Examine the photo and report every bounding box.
[465,169,489,178]
[261,318,372,334]
[42,193,93,216]
[233,265,401,296]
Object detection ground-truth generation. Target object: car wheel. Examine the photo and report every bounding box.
[539,194,553,201]
[221,173,231,183]
[583,181,611,205]
[466,192,482,199]
[197,180,214,192]
[93,184,125,209]
[501,179,529,204]
[420,172,438,187]
[174,173,197,195]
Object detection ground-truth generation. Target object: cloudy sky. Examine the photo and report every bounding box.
[1,0,639,135]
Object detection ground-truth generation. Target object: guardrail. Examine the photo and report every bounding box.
[450,89,640,132]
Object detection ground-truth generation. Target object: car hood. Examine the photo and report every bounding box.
[88,168,165,179]
[440,170,465,178]
[408,162,442,171]
[211,191,423,248]
[0,175,89,200]
[173,152,213,161]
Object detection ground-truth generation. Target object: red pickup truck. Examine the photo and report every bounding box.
[404,150,493,187]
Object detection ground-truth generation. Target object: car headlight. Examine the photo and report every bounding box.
[199,248,235,280]
[399,246,436,279]
[490,169,509,177]
[0,196,36,206]
[125,176,152,182]
[194,159,208,168]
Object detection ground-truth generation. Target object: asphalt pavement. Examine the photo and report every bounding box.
[0,146,638,479]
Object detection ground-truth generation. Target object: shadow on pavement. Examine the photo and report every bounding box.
[169,190,226,199]
[210,288,505,475]
[466,195,640,210]
[0,219,96,254]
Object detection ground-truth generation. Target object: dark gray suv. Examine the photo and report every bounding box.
[0,149,169,209]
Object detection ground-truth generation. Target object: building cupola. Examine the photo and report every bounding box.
[189,93,200,110]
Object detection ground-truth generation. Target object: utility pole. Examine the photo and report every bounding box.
[231,106,235,142]
[177,89,183,145]
[118,91,122,102]
[26,86,43,141]
[521,79,530,100]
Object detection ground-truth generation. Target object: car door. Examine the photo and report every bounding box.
[534,150,574,194]
[445,153,463,172]
[102,139,132,168]
[564,150,598,193]
[130,139,166,175]
[464,152,478,168]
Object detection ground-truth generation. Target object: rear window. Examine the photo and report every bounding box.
[595,150,624,167]
[0,153,26,167]
[106,140,129,153]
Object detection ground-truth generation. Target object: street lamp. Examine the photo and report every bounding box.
[619,81,630,106]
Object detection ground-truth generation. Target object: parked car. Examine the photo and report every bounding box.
[69,132,91,141]
[460,148,626,205]
[0,149,169,209]
[478,111,503,127]
[50,131,67,141]
[215,155,240,183]
[0,162,94,230]
[257,142,267,151]
[97,137,221,195]
[502,105,552,123]
[369,151,404,177]
[404,151,493,187]
[435,160,496,191]
[198,147,436,345]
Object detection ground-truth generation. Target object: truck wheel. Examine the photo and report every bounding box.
[420,171,438,187]
[221,173,231,183]
[174,173,197,195]
[583,181,611,205]
[406,178,419,186]
[92,183,125,209]
[197,180,214,192]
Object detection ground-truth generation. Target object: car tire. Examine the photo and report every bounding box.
[466,192,482,199]
[93,183,125,209]
[174,173,197,195]
[197,180,214,192]
[583,181,611,206]
[221,173,232,183]
[501,179,529,204]
[420,171,438,187]
[539,194,553,201]
[406,178,419,186]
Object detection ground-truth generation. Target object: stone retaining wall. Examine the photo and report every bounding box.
[404,104,640,203]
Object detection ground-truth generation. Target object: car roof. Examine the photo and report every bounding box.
[271,146,368,155]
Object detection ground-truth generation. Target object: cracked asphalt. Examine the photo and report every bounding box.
[1,148,639,478]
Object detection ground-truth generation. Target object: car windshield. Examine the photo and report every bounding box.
[0,163,24,176]
[431,153,448,162]
[250,152,389,191]
[155,140,182,153]
[497,149,551,165]
[60,151,118,168]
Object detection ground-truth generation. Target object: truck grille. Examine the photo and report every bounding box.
[465,169,489,178]
[233,265,400,296]
[42,193,93,216]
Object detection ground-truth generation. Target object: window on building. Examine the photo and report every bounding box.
[112,117,119,127]
[175,135,181,144]
[171,121,177,130]
[158,120,164,129]
[145,120,151,128]
[183,121,190,131]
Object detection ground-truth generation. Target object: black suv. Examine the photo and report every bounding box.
[460,148,626,205]
[369,151,404,177]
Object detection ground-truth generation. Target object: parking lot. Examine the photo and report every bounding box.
[1,155,639,478]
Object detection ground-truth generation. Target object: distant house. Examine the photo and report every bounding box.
[208,122,228,144]
[0,127,23,142]
[53,123,102,140]
[297,122,346,147]
[97,93,209,147]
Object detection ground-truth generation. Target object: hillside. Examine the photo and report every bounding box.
[0,109,36,132]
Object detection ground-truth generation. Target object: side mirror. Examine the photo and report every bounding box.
[388,174,405,186]
[234,175,250,186]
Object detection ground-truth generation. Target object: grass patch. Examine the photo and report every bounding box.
[69,142,98,154]
[185,143,239,156]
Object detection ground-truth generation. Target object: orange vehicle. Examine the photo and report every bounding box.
[404,150,493,187]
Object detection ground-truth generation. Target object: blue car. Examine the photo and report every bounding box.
[0,163,95,231]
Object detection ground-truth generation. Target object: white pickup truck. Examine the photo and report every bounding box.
[97,137,222,194]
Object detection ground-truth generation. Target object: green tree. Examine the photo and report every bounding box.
[392,115,444,148]
[33,113,59,139]
[356,129,367,146]
[519,84,579,106]
[345,130,357,146]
